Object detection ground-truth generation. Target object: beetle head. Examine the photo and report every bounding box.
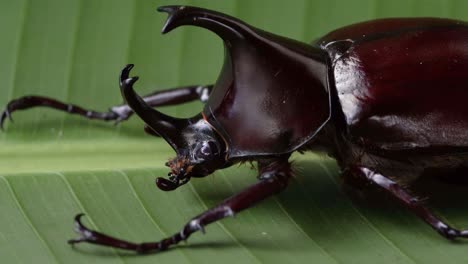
[120,65,228,191]
[156,117,228,191]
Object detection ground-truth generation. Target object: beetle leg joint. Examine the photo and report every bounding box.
[196,86,210,103]
[436,222,460,240]
[188,219,206,234]
[223,206,235,218]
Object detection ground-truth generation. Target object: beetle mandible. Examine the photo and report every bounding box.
[2,5,468,253]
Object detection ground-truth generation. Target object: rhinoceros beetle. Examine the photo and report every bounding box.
[2,5,468,253]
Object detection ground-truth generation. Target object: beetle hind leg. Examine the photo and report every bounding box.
[355,166,468,240]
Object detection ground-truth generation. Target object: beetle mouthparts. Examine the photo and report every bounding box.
[156,160,192,191]
[156,177,178,191]
[156,175,191,192]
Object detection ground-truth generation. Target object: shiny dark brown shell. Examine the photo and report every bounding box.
[161,6,468,158]
[318,18,468,153]
[158,6,331,158]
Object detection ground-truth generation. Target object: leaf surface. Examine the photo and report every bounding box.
[2,0,468,263]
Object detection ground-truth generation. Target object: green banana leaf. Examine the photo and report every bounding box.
[2,0,468,263]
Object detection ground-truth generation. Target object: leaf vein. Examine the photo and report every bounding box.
[56,172,126,263]
[187,179,262,264]
[0,176,60,264]
[118,169,194,263]
[318,163,417,264]
[273,197,340,264]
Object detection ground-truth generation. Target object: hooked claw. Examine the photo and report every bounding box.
[67,214,94,245]
[68,213,150,252]
[0,107,13,131]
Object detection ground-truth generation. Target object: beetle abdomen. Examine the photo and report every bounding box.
[320,18,468,152]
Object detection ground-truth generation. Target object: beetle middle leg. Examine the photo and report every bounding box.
[355,166,468,240]
[68,156,291,253]
[0,65,212,129]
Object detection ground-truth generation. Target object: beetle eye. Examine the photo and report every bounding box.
[193,141,219,161]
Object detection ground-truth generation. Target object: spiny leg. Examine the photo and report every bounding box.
[0,66,212,129]
[69,156,292,253]
[355,166,468,239]
[0,96,125,129]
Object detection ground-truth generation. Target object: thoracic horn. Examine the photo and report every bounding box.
[157,5,254,43]
[156,5,331,158]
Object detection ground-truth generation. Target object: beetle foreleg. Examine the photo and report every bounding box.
[0,84,212,130]
[0,96,121,130]
[68,157,291,253]
[355,166,468,240]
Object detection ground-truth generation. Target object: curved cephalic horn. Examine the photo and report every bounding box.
[119,64,188,151]
[157,5,253,42]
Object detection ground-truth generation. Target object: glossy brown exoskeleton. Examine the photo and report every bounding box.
[2,5,468,253]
